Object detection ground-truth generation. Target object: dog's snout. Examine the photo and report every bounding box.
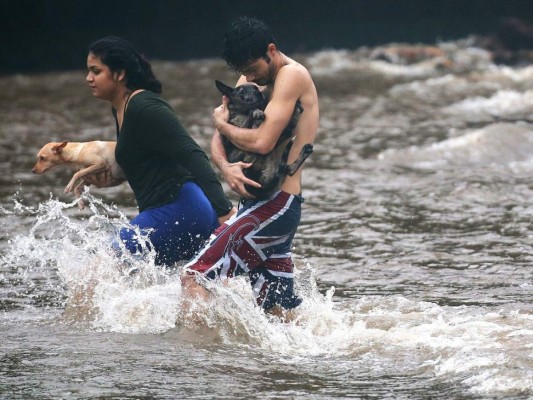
[32,163,43,174]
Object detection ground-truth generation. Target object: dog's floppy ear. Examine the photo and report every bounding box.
[215,80,234,97]
[52,141,68,154]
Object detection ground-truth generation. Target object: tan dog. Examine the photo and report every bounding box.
[32,141,126,208]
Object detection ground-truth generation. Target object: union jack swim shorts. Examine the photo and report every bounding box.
[184,190,303,310]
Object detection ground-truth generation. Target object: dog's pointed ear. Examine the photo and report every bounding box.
[52,141,68,154]
[215,80,234,96]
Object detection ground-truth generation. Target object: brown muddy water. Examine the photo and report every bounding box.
[1,40,532,399]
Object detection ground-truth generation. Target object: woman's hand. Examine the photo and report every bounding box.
[218,206,237,225]
[82,170,126,188]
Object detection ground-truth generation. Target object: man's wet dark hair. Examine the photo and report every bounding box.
[88,36,162,93]
[222,17,277,71]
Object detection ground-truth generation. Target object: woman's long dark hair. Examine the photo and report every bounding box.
[88,36,162,93]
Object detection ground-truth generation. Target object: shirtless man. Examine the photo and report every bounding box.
[182,17,319,316]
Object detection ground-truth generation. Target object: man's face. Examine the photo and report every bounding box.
[240,55,275,86]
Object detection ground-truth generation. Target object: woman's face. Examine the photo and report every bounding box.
[86,52,121,101]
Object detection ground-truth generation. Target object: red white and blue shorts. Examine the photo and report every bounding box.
[184,191,303,310]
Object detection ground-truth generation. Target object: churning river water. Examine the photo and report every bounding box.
[0,38,532,399]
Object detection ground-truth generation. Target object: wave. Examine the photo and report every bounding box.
[378,123,533,170]
[305,38,494,78]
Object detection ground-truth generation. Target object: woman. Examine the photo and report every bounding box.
[85,36,235,266]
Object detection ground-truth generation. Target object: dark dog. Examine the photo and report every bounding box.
[215,80,313,199]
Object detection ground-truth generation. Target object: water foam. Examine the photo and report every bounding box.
[2,194,531,396]
[378,123,533,169]
[445,89,533,120]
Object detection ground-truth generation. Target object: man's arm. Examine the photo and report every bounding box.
[210,128,260,198]
[213,66,304,155]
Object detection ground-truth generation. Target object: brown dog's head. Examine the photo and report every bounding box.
[32,141,68,174]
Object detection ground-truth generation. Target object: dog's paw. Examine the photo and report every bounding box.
[252,109,265,120]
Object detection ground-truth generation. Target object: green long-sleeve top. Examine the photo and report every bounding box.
[113,90,232,216]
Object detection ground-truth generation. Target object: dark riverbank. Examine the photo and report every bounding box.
[2,0,533,74]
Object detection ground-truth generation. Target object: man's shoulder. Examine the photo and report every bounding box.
[281,60,310,75]
[274,62,314,97]
[278,61,313,85]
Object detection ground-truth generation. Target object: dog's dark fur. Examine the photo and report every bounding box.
[215,80,313,199]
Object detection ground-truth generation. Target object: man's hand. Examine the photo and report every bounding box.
[221,161,261,199]
[213,96,230,132]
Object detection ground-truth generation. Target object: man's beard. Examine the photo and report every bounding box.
[255,62,276,86]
